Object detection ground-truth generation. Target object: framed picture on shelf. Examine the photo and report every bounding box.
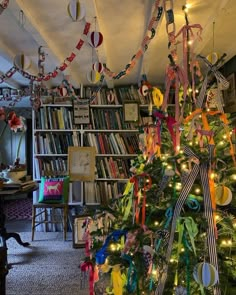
[68,146,96,181]
[73,101,90,124]
[123,100,139,122]
[223,72,236,113]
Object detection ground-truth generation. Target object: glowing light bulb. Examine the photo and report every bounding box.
[195,89,199,93]
[195,188,201,194]
[170,259,174,263]
[188,40,193,46]
[223,135,227,139]
[227,240,232,246]
[154,221,159,226]
[167,165,172,170]
[221,240,227,246]
[182,164,187,169]
[210,173,215,179]
[219,141,224,145]
[231,174,236,180]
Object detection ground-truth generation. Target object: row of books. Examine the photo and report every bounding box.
[34,157,68,179]
[92,86,153,105]
[34,131,80,154]
[89,108,137,130]
[95,181,127,205]
[96,157,131,179]
[84,133,139,155]
[83,181,127,205]
[35,106,74,130]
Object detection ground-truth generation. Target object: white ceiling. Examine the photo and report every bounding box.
[0,0,235,95]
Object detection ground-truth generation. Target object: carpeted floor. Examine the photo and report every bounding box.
[6,232,89,295]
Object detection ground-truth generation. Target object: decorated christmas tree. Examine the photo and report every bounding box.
[80,5,236,295]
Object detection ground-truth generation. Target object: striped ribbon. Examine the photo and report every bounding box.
[196,55,229,110]
[155,146,221,295]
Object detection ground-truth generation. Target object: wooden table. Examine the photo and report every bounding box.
[0,185,38,295]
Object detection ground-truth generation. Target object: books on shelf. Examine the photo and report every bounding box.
[3,180,38,191]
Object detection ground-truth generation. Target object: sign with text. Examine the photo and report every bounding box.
[73,102,90,124]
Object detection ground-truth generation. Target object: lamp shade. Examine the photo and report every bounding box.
[67,0,86,21]
[87,31,103,48]
[14,54,31,70]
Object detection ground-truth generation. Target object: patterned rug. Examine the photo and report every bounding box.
[4,198,32,220]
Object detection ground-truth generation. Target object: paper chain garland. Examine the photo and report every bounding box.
[0,22,91,84]
[103,0,164,80]
[0,0,9,10]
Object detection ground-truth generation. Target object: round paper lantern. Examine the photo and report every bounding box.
[107,90,115,103]
[138,84,149,96]
[175,286,187,295]
[93,62,104,73]
[67,0,86,21]
[152,87,163,108]
[87,31,103,48]
[87,70,101,84]
[59,86,68,97]
[14,54,31,70]
[215,185,232,206]
[193,262,218,287]
[207,52,219,65]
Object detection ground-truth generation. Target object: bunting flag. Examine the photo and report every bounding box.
[0,21,91,84]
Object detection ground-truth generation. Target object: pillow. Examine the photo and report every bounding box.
[38,176,70,203]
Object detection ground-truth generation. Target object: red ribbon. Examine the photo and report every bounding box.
[153,111,177,150]
[130,173,152,225]
[80,262,94,295]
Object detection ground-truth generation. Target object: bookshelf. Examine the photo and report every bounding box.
[32,87,151,206]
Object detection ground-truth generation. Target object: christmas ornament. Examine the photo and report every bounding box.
[193,262,218,287]
[215,185,232,206]
[87,31,103,48]
[93,61,104,73]
[138,84,149,96]
[67,0,86,21]
[143,245,154,275]
[87,70,101,84]
[207,52,219,65]
[175,286,187,295]
[152,87,163,108]
[14,53,31,71]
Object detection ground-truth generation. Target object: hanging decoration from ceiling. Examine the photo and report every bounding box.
[13,53,31,71]
[103,0,163,80]
[0,0,9,15]
[67,0,86,21]
[87,31,103,48]
[87,70,101,84]
[0,21,91,84]
[93,61,103,73]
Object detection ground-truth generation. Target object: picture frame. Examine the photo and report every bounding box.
[68,146,96,181]
[123,100,139,122]
[72,215,97,248]
[223,72,236,113]
[73,101,90,125]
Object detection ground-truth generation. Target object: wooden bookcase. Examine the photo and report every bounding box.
[32,86,151,206]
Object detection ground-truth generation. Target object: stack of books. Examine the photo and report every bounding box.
[3,180,38,192]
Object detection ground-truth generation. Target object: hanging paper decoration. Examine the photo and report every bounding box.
[93,61,104,73]
[67,0,86,21]
[207,52,219,65]
[175,286,187,295]
[0,22,91,87]
[152,87,163,108]
[215,185,232,206]
[138,84,149,96]
[14,54,31,71]
[0,0,9,14]
[193,262,218,288]
[87,31,103,48]
[87,70,101,84]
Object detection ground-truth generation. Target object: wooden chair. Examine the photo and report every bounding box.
[31,177,70,241]
[31,203,69,241]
